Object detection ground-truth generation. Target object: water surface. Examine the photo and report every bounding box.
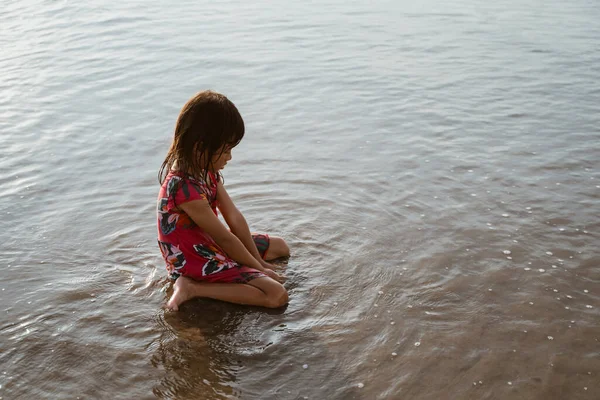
[1,0,599,398]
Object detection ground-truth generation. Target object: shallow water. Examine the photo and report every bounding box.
[1,0,599,398]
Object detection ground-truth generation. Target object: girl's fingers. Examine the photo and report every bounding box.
[265,269,286,283]
[261,260,285,271]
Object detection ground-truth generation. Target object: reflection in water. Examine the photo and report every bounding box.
[151,266,291,400]
[152,301,246,400]
[151,259,364,400]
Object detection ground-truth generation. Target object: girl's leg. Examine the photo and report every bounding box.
[263,236,290,260]
[167,276,288,311]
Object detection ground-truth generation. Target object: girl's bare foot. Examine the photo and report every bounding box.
[166,276,195,311]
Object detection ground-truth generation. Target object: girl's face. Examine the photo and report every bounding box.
[210,146,233,171]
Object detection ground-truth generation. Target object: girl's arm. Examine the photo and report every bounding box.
[216,181,273,268]
[178,199,282,281]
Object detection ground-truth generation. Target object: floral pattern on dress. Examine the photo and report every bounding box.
[157,198,178,235]
[158,240,186,279]
[157,175,207,234]
[168,174,215,207]
[193,243,237,275]
[157,171,267,283]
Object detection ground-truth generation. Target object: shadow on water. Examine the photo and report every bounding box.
[151,299,272,400]
[149,259,365,400]
[149,260,289,400]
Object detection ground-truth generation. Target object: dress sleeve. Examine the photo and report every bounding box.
[165,175,209,212]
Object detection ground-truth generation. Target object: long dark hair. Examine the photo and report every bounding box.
[158,90,245,184]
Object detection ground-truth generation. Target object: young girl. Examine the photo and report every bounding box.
[157,90,290,311]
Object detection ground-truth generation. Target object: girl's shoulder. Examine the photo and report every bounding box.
[164,170,219,193]
[161,170,218,209]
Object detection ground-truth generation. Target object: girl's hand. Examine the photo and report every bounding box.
[260,259,280,271]
[264,268,286,283]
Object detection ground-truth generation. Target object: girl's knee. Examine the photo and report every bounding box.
[266,286,288,308]
[267,236,290,259]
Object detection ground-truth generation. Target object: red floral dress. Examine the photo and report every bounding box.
[157,171,268,283]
